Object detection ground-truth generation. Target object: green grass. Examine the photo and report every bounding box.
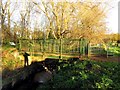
[90,47,106,56]
[90,46,120,56]
[47,55,69,60]
[108,47,120,56]
[47,54,79,60]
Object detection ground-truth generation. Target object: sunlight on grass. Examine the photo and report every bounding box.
[108,47,120,56]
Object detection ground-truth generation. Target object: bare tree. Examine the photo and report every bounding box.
[0,0,17,44]
[19,2,34,39]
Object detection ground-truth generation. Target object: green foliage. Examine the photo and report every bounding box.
[2,46,23,79]
[108,47,120,56]
[90,46,107,56]
[96,75,113,88]
[37,60,120,89]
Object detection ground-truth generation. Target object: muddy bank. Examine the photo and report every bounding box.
[2,57,80,90]
[2,58,60,90]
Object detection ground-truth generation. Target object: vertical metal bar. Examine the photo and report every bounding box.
[52,39,55,53]
[43,39,45,58]
[85,39,87,55]
[79,39,81,56]
[86,40,89,56]
[54,39,56,53]
[19,39,21,51]
[82,39,85,55]
[88,41,90,57]
[59,38,62,60]
[40,40,41,52]
[80,38,83,55]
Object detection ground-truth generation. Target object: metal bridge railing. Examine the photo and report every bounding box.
[18,38,89,59]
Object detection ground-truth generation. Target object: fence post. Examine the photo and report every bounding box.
[82,39,84,55]
[88,42,90,57]
[52,39,55,53]
[43,39,45,58]
[85,39,88,56]
[59,38,62,60]
[39,40,42,52]
[80,38,83,55]
[19,38,21,51]
[79,39,81,56]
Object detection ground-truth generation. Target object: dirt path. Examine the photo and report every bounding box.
[88,56,120,62]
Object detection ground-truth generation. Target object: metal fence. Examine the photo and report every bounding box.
[18,38,89,58]
[89,44,107,56]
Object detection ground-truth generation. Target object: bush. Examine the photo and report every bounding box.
[36,60,120,89]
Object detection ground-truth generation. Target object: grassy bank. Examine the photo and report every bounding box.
[37,60,120,89]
